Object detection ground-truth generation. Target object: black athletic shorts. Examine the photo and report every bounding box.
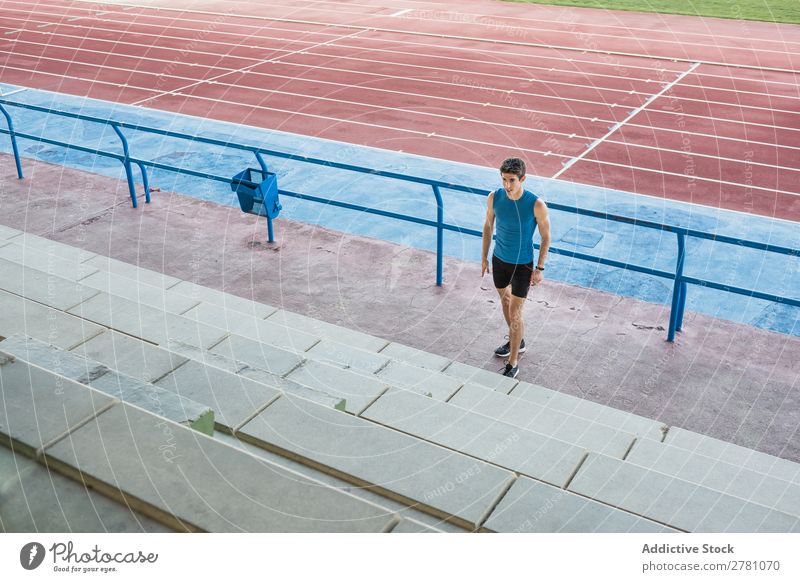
[492,254,534,298]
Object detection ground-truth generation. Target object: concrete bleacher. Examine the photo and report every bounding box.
[1,225,798,533]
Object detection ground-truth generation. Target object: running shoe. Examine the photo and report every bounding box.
[501,363,519,378]
[494,338,526,358]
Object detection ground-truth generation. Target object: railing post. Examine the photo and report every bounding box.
[111,124,138,208]
[667,232,687,341]
[432,184,444,286]
[676,280,688,332]
[254,151,274,243]
[135,162,151,204]
[0,103,23,179]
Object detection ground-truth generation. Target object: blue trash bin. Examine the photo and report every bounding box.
[230,168,281,218]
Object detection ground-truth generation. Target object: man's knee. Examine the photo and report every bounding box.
[509,299,525,325]
[497,288,512,306]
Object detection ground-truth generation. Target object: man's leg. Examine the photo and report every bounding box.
[507,295,526,367]
[497,286,512,327]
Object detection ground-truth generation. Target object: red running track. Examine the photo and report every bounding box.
[1,0,798,220]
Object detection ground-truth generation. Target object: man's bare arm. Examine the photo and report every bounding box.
[481,191,495,276]
[531,198,551,284]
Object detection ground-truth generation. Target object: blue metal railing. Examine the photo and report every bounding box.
[1,98,798,342]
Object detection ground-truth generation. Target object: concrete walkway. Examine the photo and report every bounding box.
[1,154,797,464]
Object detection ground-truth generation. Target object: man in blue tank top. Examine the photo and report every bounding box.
[481,158,551,378]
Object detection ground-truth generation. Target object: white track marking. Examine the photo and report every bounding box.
[4,63,798,196]
[7,49,800,163]
[564,158,800,198]
[12,1,798,74]
[6,24,798,111]
[8,42,800,156]
[11,46,800,138]
[129,29,367,106]
[63,0,800,47]
[54,0,800,57]
[553,62,701,179]
[389,8,413,18]
[2,8,798,93]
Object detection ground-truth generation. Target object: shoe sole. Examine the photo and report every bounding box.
[494,346,526,358]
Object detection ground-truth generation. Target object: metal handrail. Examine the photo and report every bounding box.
[1,98,797,342]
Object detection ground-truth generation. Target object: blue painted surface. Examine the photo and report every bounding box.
[0,85,797,336]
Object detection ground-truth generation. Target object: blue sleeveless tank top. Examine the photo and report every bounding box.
[492,188,539,265]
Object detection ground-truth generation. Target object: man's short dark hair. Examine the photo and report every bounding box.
[500,157,526,178]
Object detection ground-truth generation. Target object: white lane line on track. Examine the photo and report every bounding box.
[129,28,367,106]
[389,8,413,18]
[9,31,799,123]
[553,62,702,180]
[4,64,798,197]
[8,18,799,112]
[7,49,800,166]
[62,0,800,47]
[56,0,800,56]
[8,49,800,164]
[26,0,799,74]
[11,46,800,144]
[3,9,797,93]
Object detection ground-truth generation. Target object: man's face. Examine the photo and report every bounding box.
[501,172,525,195]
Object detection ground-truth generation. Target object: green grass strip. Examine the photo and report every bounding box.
[507,1,800,25]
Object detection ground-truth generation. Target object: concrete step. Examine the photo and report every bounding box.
[71,331,346,415]
[324,338,519,396]
[0,352,117,457]
[44,401,401,531]
[156,361,316,432]
[0,443,173,532]
[0,224,22,241]
[0,257,100,311]
[209,333,304,377]
[0,349,400,531]
[79,270,200,315]
[511,381,667,440]
[183,302,319,352]
[664,427,800,485]
[305,339,390,374]
[442,360,519,393]
[376,360,463,401]
[266,309,388,352]
[165,279,278,318]
[1,335,214,435]
[82,254,181,288]
[0,232,97,264]
[361,388,587,488]
[0,289,105,350]
[483,476,676,533]
[237,394,516,531]
[67,292,227,349]
[283,358,390,415]
[627,438,800,518]
[212,431,463,533]
[72,330,189,383]
[25,392,400,532]
[449,383,636,458]
[378,342,451,371]
[569,453,800,532]
[0,239,99,281]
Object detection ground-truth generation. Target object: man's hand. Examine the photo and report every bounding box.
[481,257,490,277]
[531,268,544,286]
